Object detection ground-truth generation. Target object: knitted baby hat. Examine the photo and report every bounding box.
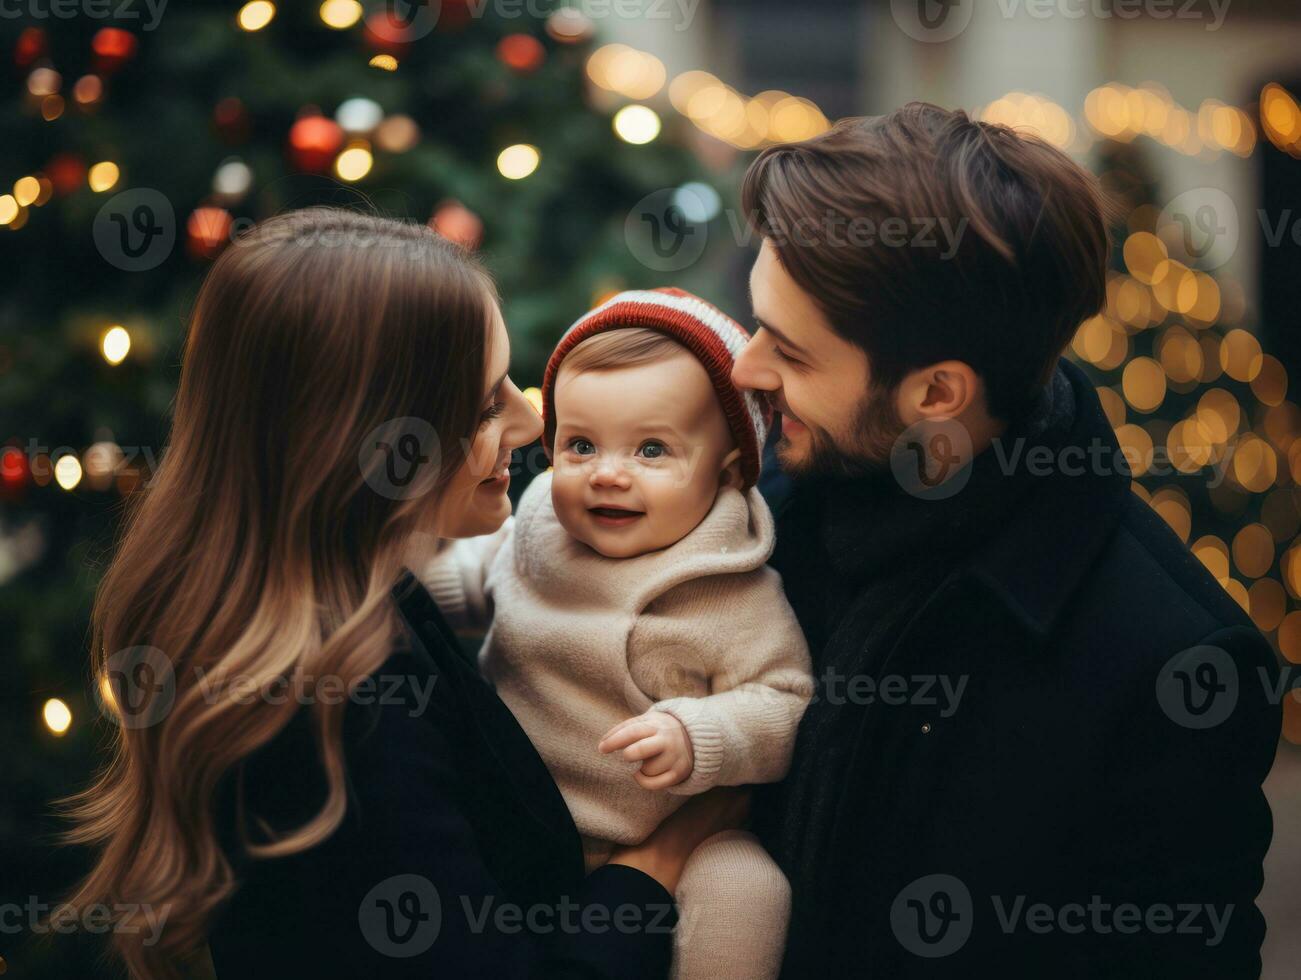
[540,287,772,489]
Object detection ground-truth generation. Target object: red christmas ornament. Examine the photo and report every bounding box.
[431,199,483,250]
[46,153,86,196]
[497,34,545,74]
[363,11,415,55]
[14,27,46,68]
[288,115,345,173]
[438,0,472,31]
[91,28,137,74]
[213,97,250,144]
[1,446,28,493]
[187,207,233,260]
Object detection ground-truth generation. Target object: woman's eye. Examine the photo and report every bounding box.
[638,441,668,459]
[478,402,505,428]
[568,438,595,455]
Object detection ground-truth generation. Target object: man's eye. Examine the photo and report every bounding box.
[771,344,796,364]
[568,438,596,455]
[638,441,668,459]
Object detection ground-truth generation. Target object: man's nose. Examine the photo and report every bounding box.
[732,336,781,392]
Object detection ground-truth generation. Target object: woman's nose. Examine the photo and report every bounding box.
[504,382,543,450]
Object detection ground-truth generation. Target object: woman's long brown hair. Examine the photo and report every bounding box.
[62,208,494,978]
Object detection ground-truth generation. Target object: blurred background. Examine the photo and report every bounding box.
[2,0,1300,975]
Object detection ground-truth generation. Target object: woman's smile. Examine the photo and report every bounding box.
[478,463,510,491]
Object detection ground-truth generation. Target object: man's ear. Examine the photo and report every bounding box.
[718,446,744,490]
[895,360,982,424]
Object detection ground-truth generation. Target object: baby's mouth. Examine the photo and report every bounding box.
[588,506,644,526]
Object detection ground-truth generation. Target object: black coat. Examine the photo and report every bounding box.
[756,359,1282,979]
[208,573,676,979]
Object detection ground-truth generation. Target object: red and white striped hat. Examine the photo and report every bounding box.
[541,288,772,489]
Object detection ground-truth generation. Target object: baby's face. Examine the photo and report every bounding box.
[551,352,740,558]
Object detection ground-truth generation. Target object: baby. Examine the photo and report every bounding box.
[422,288,813,980]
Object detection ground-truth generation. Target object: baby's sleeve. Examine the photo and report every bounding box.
[628,566,814,796]
[416,518,514,632]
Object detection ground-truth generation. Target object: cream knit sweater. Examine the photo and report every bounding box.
[420,470,813,847]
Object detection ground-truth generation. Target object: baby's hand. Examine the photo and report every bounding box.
[598,711,694,790]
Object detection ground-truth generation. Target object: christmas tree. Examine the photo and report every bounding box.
[0,2,732,974]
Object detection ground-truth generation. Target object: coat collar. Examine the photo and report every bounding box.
[388,570,585,852]
[961,358,1130,639]
[761,358,1130,642]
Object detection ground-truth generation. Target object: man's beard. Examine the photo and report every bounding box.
[775,384,905,479]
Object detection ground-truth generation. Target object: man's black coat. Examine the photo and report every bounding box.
[756,359,1282,978]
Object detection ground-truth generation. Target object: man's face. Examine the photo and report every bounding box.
[733,239,903,478]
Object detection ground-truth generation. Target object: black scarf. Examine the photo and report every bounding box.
[760,366,1078,910]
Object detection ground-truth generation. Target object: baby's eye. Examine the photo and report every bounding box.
[637,440,669,459]
[568,438,596,456]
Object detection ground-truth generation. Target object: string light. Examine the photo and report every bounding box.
[26,67,60,97]
[1081,82,1255,157]
[496,144,540,180]
[979,92,1077,148]
[101,325,130,364]
[375,115,419,152]
[319,0,362,29]
[587,45,666,100]
[43,698,72,735]
[612,105,661,145]
[54,454,82,490]
[88,161,119,192]
[0,195,18,226]
[237,1,276,32]
[368,54,398,71]
[1261,83,1301,158]
[334,143,373,181]
[660,63,828,148]
[12,175,41,206]
[73,74,103,105]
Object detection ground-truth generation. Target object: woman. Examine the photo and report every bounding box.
[65,208,742,979]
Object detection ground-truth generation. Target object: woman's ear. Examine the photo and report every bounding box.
[718,447,744,490]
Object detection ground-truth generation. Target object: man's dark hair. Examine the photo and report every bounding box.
[741,101,1111,421]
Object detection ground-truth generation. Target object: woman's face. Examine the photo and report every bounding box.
[435,301,541,538]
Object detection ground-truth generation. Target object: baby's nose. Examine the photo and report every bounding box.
[589,459,631,487]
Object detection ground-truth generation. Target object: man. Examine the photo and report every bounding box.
[732,103,1281,978]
